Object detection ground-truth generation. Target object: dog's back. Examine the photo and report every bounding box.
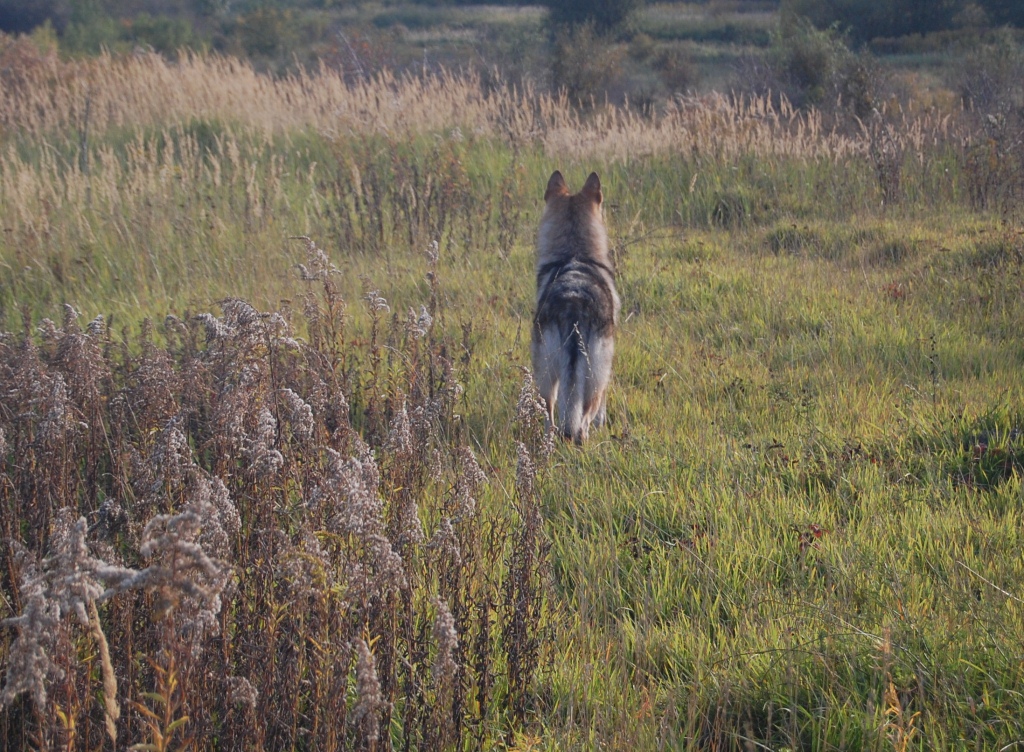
[531,171,620,444]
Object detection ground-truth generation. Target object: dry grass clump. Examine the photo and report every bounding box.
[0,48,966,163]
[0,238,551,750]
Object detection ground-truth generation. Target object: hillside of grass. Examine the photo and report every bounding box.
[1,42,1024,751]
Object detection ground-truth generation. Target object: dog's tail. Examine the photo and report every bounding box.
[557,319,593,445]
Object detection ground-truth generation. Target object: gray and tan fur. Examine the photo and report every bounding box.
[531,170,620,445]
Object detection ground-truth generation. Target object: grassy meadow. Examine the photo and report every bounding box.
[2,42,1024,751]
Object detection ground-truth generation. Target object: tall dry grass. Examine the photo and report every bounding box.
[1,48,994,328]
[0,49,966,162]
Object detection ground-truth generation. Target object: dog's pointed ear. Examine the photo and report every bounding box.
[545,171,569,201]
[581,172,602,204]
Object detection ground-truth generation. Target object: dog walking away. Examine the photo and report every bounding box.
[532,170,620,445]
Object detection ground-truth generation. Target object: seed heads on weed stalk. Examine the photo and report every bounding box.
[502,440,549,726]
[865,112,904,207]
[431,596,459,743]
[429,517,463,570]
[277,387,315,444]
[514,368,554,461]
[352,637,387,748]
[452,445,486,522]
[1,495,231,741]
[225,675,258,712]
[0,553,63,709]
[1,236,553,749]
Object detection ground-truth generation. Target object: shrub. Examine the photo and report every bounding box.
[781,0,961,45]
[235,7,295,59]
[954,29,1024,210]
[746,13,882,114]
[770,14,851,107]
[0,21,59,91]
[60,0,122,55]
[628,30,655,61]
[543,0,644,33]
[977,0,1024,27]
[653,44,700,95]
[127,13,200,55]
[954,28,1024,115]
[550,21,624,106]
[867,115,905,206]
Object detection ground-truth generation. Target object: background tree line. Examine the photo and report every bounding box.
[782,0,1024,43]
[3,1,1023,43]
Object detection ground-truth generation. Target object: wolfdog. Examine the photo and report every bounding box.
[531,170,620,445]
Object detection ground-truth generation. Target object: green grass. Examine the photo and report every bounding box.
[2,94,1024,748]
[535,219,1023,746]
[637,2,775,46]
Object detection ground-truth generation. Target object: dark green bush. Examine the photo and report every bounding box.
[60,0,121,55]
[954,28,1024,114]
[763,14,855,108]
[977,0,1024,27]
[781,0,961,44]
[235,7,295,58]
[551,21,624,106]
[128,13,200,55]
[745,13,880,114]
[653,45,700,95]
[543,0,644,33]
[954,29,1024,210]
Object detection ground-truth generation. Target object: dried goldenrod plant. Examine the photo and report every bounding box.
[0,238,551,750]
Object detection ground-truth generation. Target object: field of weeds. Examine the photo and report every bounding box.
[2,46,1024,750]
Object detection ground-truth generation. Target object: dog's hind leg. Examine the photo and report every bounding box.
[531,325,560,431]
[592,390,608,429]
[583,334,615,434]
